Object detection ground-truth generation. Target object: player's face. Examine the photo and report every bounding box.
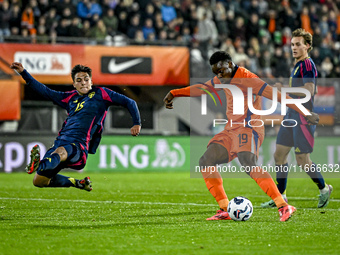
[73,72,92,95]
[211,60,232,80]
[291,36,309,61]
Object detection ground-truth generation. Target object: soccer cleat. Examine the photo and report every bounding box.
[79,176,92,192]
[261,195,288,208]
[278,205,296,222]
[206,209,232,220]
[318,184,333,208]
[25,145,41,174]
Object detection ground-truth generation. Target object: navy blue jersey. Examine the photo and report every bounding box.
[287,57,317,123]
[21,70,141,154]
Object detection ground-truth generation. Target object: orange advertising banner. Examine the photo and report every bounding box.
[0,43,189,86]
[0,80,21,120]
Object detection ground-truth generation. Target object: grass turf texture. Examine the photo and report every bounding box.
[0,172,339,255]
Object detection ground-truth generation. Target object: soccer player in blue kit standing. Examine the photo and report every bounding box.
[10,62,141,191]
[261,28,333,208]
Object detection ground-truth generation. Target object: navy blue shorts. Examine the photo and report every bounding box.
[276,124,316,154]
[37,139,88,178]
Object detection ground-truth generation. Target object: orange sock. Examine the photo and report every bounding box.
[202,167,229,211]
[249,166,288,208]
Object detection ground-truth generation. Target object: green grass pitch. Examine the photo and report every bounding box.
[0,172,339,255]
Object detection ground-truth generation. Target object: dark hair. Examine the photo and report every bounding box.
[292,28,313,53]
[209,51,232,65]
[71,64,92,81]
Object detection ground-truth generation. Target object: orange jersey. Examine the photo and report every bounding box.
[212,66,266,132]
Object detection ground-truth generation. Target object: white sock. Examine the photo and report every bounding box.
[320,185,329,194]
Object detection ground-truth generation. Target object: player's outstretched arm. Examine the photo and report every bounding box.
[163,91,174,109]
[131,125,141,136]
[10,62,66,107]
[10,62,24,73]
[164,77,221,109]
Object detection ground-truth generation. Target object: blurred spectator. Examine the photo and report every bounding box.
[56,0,76,17]
[220,38,236,59]
[319,15,329,37]
[38,0,49,16]
[117,11,128,34]
[161,0,176,23]
[247,13,260,41]
[300,6,313,35]
[142,3,155,23]
[29,0,41,18]
[196,1,213,20]
[77,0,102,20]
[68,17,83,37]
[231,17,246,43]
[246,47,260,73]
[19,28,32,43]
[271,47,290,78]
[258,0,269,15]
[0,0,11,39]
[181,26,192,44]
[310,48,322,69]
[142,18,156,39]
[56,19,71,37]
[102,9,118,36]
[82,20,91,37]
[127,14,141,39]
[320,57,333,78]
[21,5,36,35]
[328,10,338,41]
[147,32,156,42]
[196,12,218,60]
[214,2,228,37]
[313,26,323,48]
[280,7,298,31]
[233,46,249,65]
[36,25,49,43]
[89,19,107,42]
[309,5,319,30]
[134,29,144,43]
[9,4,22,29]
[259,50,272,75]
[45,8,58,33]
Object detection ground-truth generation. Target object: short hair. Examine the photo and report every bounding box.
[209,51,232,65]
[71,64,92,81]
[292,28,313,53]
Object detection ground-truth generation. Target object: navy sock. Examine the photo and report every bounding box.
[276,163,289,194]
[48,174,78,188]
[38,153,61,171]
[305,162,325,189]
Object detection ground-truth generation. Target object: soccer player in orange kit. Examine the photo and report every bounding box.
[163,51,319,222]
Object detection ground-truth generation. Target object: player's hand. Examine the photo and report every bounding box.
[273,82,283,91]
[306,112,319,125]
[131,125,141,136]
[163,91,174,109]
[10,62,24,73]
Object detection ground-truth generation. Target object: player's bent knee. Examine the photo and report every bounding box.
[33,174,50,187]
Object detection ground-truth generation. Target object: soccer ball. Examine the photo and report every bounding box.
[227,196,253,221]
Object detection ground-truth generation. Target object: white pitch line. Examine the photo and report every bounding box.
[0,197,339,210]
[0,197,216,207]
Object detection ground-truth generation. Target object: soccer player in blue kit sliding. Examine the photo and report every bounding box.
[10,62,141,191]
[261,28,333,208]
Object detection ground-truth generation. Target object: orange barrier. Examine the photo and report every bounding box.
[0,43,189,86]
[0,80,21,120]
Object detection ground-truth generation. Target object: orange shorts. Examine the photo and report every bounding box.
[208,127,264,163]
